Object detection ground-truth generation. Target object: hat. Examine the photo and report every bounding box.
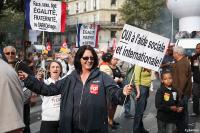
[102,53,112,62]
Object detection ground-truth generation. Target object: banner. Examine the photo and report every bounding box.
[76,24,99,47]
[113,24,170,71]
[25,0,66,32]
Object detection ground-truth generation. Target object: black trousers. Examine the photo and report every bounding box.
[23,103,30,133]
[40,121,59,133]
[192,83,200,114]
[193,95,200,114]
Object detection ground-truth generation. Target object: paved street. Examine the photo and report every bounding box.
[30,79,200,133]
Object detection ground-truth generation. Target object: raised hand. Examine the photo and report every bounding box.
[18,70,28,81]
[123,85,133,96]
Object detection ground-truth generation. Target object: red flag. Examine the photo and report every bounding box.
[46,41,52,51]
[61,40,67,48]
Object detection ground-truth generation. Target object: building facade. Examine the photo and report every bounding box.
[66,0,125,50]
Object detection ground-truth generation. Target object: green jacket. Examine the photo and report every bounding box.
[134,65,151,87]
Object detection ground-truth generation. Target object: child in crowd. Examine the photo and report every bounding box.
[155,71,183,133]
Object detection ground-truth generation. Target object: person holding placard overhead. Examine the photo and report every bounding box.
[133,65,152,133]
[18,45,133,133]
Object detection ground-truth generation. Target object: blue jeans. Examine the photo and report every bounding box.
[133,85,149,133]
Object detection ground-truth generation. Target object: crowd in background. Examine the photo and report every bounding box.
[0,43,200,133]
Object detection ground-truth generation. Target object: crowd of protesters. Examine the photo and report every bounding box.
[0,43,200,133]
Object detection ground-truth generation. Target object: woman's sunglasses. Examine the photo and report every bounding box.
[82,56,94,61]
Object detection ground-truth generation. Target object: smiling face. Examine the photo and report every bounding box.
[80,50,94,71]
[49,62,62,80]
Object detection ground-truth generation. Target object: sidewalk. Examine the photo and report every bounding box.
[110,79,200,133]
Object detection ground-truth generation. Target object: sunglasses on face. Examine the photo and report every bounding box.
[4,52,15,55]
[82,56,94,61]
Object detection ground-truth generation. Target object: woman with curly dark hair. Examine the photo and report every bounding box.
[18,45,132,133]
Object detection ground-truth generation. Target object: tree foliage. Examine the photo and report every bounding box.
[120,0,165,29]
[0,0,24,14]
[0,0,25,45]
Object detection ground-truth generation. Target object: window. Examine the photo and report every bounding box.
[111,0,116,5]
[76,3,79,13]
[84,1,87,12]
[93,0,96,10]
[94,15,96,22]
[111,14,116,23]
[111,31,116,38]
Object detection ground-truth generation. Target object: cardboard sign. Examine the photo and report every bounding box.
[114,24,170,71]
[76,24,99,47]
[25,0,66,32]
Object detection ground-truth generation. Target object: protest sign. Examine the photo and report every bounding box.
[114,24,170,71]
[25,0,66,32]
[76,24,99,47]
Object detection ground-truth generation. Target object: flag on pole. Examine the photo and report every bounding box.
[46,41,52,51]
[25,0,67,32]
[60,40,70,53]
[42,40,52,54]
[61,40,67,48]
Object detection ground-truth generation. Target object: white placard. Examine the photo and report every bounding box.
[77,24,98,47]
[114,24,170,71]
[29,0,63,32]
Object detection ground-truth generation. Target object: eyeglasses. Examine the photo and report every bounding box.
[4,52,16,55]
[82,56,94,61]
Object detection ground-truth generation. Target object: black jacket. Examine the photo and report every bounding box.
[155,86,180,123]
[24,68,128,133]
[191,54,200,83]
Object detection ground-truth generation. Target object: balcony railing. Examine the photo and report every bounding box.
[67,21,124,27]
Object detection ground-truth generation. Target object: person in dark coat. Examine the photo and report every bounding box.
[190,43,200,116]
[171,46,192,133]
[155,71,183,133]
[18,45,132,133]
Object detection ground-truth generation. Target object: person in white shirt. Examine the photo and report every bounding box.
[36,60,63,133]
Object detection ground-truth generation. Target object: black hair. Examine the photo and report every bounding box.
[196,43,200,48]
[101,52,113,62]
[161,70,172,80]
[47,60,63,78]
[74,45,98,73]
